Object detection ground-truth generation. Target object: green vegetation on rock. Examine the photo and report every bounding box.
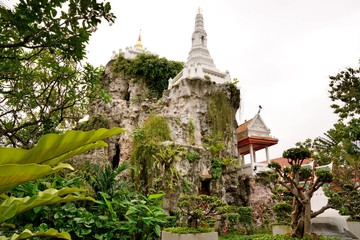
[112,53,183,98]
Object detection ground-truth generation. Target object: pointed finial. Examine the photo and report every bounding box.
[135,29,144,50]
[198,7,202,14]
[257,105,262,114]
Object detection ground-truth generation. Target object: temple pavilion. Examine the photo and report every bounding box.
[236,110,279,175]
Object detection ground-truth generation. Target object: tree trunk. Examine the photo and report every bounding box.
[291,197,312,238]
[291,198,304,238]
[302,199,312,237]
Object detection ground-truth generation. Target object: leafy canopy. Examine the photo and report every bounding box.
[0,0,115,61]
[0,0,115,148]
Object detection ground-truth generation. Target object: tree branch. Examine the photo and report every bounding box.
[311,204,334,218]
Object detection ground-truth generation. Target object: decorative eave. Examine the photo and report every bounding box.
[238,136,278,155]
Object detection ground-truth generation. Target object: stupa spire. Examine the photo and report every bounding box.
[168,9,231,89]
[135,30,144,50]
[187,9,215,68]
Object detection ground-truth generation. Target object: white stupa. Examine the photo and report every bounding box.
[168,8,231,89]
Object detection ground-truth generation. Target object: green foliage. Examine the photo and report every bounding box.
[222,157,239,167]
[329,65,360,119]
[4,173,170,239]
[219,233,341,240]
[131,114,171,193]
[0,188,94,224]
[84,162,130,196]
[226,213,240,231]
[268,162,281,171]
[164,227,214,234]
[299,168,312,181]
[188,118,195,145]
[0,0,115,148]
[121,193,168,239]
[112,53,183,98]
[76,115,111,131]
[238,207,253,231]
[182,179,193,194]
[211,157,223,181]
[282,147,311,165]
[0,128,123,239]
[0,0,115,61]
[206,91,236,143]
[177,194,228,229]
[153,144,184,192]
[220,206,253,234]
[204,133,226,156]
[315,169,333,183]
[272,202,292,225]
[256,171,278,185]
[270,146,331,238]
[185,150,200,163]
[0,128,125,194]
[225,78,241,109]
[326,181,360,221]
[142,114,171,142]
[0,228,71,240]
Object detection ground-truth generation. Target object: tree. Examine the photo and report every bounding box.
[0,0,115,148]
[329,65,360,119]
[313,63,360,221]
[177,194,227,229]
[268,147,333,238]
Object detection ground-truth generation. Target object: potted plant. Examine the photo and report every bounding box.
[271,202,292,235]
[162,194,227,240]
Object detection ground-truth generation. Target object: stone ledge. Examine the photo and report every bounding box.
[161,231,218,240]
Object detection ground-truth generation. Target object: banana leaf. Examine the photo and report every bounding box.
[0,228,71,240]
[0,163,73,195]
[0,128,125,166]
[0,187,94,223]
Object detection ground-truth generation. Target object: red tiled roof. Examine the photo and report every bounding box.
[265,157,311,167]
[236,119,253,134]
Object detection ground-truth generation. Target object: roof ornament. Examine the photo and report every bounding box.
[258,105,262,114]
[135,29,144,50]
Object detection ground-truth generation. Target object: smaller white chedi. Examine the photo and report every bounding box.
[111,30,151,60]
[168,8,231,89]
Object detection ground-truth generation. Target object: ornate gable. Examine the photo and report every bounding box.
[248,114,270,137]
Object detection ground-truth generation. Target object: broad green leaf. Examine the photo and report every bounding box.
[0,128,125,166]
[0,228,71,240]
[0,163,73,194]
[155,224,161,236]
[0,188,94,223]
[147,193,165,200]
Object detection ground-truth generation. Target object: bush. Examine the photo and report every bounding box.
[272,202,292,225]
[186,150,200,163]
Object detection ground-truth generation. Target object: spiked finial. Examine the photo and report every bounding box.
[135,30,144,50]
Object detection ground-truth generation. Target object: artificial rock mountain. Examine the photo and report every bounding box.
[83,10,274,219]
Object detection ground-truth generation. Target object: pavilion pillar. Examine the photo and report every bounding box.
[250,144,254,174]
[265,147,270,163]
[239,154,245,166]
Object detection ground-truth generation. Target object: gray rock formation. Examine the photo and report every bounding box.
[87,59,274,221]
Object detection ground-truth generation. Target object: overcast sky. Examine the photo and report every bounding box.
[5,0,360,159]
